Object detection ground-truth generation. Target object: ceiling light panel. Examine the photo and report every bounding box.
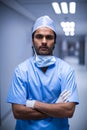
[60,21,75,36]
[60,2,68,14]
[52,2,61,14]
[69,2,76,14]
[52,2,76,14]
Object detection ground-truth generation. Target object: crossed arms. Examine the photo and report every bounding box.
[12,102,75,120]
[12,90,76,120]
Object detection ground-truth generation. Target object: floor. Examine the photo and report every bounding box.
[65,56,87,130]
[0,56,87,130]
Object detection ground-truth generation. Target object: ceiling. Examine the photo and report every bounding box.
[1,0,87,38]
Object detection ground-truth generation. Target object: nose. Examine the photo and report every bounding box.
[42,37,47,45]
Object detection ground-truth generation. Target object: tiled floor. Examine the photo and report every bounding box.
[0,56,87,130]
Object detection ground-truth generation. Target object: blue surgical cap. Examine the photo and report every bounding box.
[32,15,56,34]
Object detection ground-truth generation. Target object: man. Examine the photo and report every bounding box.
[7,16,79,130]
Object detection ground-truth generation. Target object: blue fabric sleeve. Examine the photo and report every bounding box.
[61,67,79,104]
[7,66,27,105]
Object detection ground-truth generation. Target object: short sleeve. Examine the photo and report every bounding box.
[61,67,79,104]
[7,66,27,105]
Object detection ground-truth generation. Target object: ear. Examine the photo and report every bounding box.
[32,38,34,43]
[53,44,55,50]
[32,46,35,55]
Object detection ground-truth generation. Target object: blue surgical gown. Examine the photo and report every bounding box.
[7,56,79,130]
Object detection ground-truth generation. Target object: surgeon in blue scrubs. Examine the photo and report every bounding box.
[7,15,79,130]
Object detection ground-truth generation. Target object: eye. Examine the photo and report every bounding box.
[46,35,54,40]
[35,34,43,39]
[34,34,54,40]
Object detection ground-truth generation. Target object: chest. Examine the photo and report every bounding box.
[27,65,62,103]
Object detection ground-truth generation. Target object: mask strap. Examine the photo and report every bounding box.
[32,46,37,58]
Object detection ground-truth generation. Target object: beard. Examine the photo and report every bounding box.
[36,45,55,55]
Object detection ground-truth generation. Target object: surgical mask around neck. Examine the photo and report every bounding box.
[33,46,56,67]
[35,55,56,67]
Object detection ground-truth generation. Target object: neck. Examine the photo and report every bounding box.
[41,67,48,73]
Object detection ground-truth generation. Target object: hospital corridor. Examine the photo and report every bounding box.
[0,0,87,130]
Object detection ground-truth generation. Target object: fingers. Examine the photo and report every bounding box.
[56,90,71,103]
[60,90,70,96]
[61,90,71,102]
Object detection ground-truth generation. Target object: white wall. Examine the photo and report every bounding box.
[0,2,33,122]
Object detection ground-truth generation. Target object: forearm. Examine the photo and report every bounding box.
[34,101,75,118]
[12,104,49,120]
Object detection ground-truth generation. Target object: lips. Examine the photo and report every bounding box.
[39,46,48,50]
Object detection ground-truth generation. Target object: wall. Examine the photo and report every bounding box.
[79,38,85,65]
[85,36,87,67]
[53,35,62,58]
[0,2,33,124]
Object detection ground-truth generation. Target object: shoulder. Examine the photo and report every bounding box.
[14,57,34,75]
[55,57,74,74]
[18,57,34,70]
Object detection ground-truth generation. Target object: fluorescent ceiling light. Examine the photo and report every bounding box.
[65,32,69,36]
[60,2,68,14]
[69,2,76,14]
[61,22,75,28]
[52,2,61,14]
[70,31,75,36]
[52,2,76,14]
[70,22,75,27]
[60,21,75,36]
